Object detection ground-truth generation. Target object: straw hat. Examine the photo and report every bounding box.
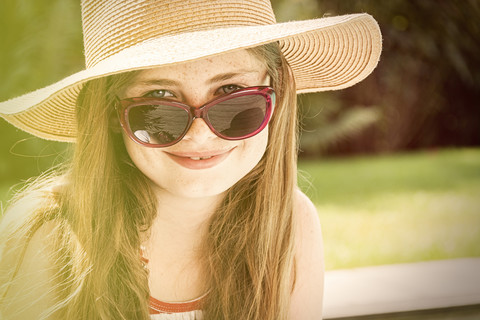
[0,0,382,142]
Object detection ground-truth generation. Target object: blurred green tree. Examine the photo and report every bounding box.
[0,0,82,188]
[307,0,480,155]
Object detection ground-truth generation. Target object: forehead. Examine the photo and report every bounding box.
[134,49,266,83]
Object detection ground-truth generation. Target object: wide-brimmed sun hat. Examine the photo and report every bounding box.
[0,0,382,142]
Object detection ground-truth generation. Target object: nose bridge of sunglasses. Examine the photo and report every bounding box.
[191,106,207,120]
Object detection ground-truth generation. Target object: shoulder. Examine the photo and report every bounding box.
[290,188,324,319]
[292,189,323,259]
[1,221,62,319]
[293,189,320,230]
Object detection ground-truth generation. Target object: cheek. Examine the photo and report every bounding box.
[122,135,162,177]
[236,128,269,171]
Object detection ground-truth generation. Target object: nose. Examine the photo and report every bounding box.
[182,117,217,143]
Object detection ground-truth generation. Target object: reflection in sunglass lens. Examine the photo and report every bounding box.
[127,104,189,144]
[208,94,267,138]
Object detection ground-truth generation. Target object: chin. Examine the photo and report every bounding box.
[152,168,244,199]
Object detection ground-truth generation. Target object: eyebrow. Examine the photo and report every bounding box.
[134,70,261,88]
[207,71,260,84]
[135,78,181,87]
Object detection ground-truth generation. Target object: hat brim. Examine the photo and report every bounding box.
[0,14,381,142]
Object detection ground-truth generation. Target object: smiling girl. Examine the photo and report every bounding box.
[0,1,381,319]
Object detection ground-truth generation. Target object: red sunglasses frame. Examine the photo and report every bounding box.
[117,86,275,148]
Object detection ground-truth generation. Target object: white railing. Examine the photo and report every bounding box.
[323,258,480,319]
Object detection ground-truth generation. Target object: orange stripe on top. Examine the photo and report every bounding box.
[149,295,205,314]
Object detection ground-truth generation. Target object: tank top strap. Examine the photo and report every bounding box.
[149,293,206,314]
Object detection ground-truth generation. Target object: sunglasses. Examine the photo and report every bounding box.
[118,86,275,147]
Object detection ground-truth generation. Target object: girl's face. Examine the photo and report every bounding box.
[120,49,270,199]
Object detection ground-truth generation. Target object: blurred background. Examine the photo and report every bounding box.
[0,0,479,271]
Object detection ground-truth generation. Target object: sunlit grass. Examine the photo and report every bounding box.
[298,148,480,270]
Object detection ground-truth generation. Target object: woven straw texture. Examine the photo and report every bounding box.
[0,0,382,142]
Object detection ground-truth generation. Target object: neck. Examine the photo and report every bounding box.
[141,187,222,300]
[143,187,224,254]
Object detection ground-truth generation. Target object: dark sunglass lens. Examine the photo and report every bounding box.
[127,104,189,145]
[208,94,267,138]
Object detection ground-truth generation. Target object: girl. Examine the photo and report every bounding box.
[0,1,381,319]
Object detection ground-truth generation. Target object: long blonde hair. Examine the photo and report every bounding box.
[0,43,298,320]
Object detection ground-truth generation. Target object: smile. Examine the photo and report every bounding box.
[165,148,235,170]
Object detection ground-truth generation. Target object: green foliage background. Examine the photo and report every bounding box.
[291,0,480,156]
[0,0,82,190]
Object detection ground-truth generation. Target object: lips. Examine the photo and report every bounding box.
[165,148,234,170]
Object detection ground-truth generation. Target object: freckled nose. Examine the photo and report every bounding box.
[182,118,217,143]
